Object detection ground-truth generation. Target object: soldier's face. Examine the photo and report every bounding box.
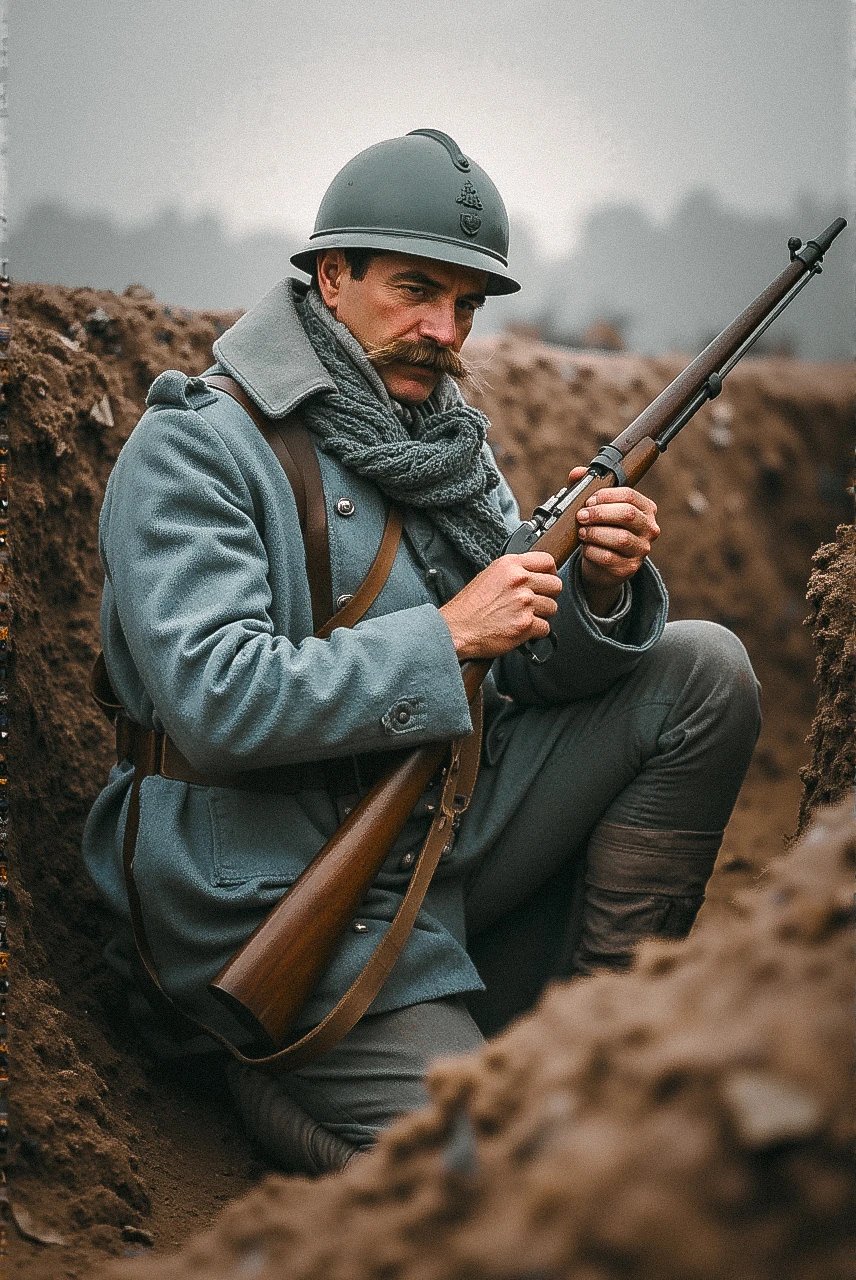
[316,250,487,403]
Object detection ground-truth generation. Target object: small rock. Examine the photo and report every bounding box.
[708,423,732,449]
[90,396,114,428]
[57,334,80,352]
[711,400,734,427]
[124,284,155,300]
[120,1224,154,1247]
[721,1070,824,1148]
[687,489,709,515]
[85,307,112,334]
[233,1245,268,1277]
[11,1203,67,1246]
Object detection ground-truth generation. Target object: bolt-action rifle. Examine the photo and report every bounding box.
[209,217,847,1052]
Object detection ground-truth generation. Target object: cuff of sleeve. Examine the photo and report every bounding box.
[370,602,473,743]
[573,559,633,636]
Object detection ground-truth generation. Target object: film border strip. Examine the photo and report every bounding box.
[0,0,7,1269]
[0,261,6,1272]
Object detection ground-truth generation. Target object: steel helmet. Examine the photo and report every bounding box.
[290,128,520,295]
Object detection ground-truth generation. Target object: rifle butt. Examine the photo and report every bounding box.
[209,738,449,1046]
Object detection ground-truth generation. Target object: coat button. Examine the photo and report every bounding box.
[336,497,356,517]
[353,921,369,933]
[394,706,411,726]
[399,851,416,870]
[336,593,354,610]
[425,568,439,584]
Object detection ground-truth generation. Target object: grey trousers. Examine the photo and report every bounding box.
[273,620,761,1148]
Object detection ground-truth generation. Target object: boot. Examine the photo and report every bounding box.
[226,1060,360,1176]
[570,821,723,977]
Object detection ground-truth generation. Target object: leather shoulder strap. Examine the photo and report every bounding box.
[315,506,403,639]
[204,373,333,632]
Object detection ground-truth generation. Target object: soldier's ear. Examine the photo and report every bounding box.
[316,250,347,313]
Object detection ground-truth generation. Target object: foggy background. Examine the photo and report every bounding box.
[11,0,853,357]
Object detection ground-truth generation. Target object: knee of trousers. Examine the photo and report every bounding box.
[655,619,761,740]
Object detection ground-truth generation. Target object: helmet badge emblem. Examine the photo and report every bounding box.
[457,181,483,236]
[456,181,483,211]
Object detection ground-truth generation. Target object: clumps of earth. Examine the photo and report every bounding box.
[8,284,853,1278]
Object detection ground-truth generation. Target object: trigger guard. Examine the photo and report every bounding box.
[522,629,558,665]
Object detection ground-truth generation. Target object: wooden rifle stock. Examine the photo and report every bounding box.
[210,217,846,1048]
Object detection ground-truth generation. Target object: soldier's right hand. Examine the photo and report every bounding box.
[438,552,562,660]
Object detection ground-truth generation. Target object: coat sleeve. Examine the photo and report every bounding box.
[99,388,474,774]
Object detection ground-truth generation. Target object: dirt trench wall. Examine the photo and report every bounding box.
[797,523,856,833]
[7,285,853,1265]
[108,800,856,1280]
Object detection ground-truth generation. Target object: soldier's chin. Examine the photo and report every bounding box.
[384,363,440,403]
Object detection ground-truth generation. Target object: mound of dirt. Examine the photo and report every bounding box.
[797,523,856,833]
[7,285,852,1276]
[106,800,856,1280]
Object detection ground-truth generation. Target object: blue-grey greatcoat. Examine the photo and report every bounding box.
[83,279,668,1046]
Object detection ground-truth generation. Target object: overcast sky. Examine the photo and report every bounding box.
[11,0,852,256]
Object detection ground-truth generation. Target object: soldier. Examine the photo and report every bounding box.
[83,130,760,1174]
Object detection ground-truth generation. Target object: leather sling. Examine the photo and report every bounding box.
[94,375,483,1071]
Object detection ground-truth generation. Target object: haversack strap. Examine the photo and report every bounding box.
[204,373,334,632]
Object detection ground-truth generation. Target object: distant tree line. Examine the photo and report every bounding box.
[10,192,851,358]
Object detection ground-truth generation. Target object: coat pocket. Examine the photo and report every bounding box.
[207,787,333,887]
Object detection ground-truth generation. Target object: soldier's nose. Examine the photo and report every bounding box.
[419,303,458,348]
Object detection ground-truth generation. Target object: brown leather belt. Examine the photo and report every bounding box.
[116,713,407,799]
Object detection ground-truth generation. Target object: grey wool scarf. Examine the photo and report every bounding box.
[296,289,509,571]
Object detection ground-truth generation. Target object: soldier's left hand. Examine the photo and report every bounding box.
[567,466,660,613]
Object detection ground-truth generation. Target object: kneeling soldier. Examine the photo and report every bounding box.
[84,129,760,1173]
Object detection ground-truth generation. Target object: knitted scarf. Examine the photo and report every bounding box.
[296,290,508,570]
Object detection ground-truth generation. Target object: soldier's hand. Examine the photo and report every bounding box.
[439,552,562,660]
[567,466,660,615]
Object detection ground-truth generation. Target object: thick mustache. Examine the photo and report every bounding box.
[366,337,475,384]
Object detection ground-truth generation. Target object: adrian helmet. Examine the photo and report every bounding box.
[291,128,520,295]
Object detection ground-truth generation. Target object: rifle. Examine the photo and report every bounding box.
[210,217,847,1049]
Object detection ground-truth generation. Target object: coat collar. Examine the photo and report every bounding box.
[212,278,336,419]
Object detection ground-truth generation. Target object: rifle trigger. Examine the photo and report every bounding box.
[522,629,558,665]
